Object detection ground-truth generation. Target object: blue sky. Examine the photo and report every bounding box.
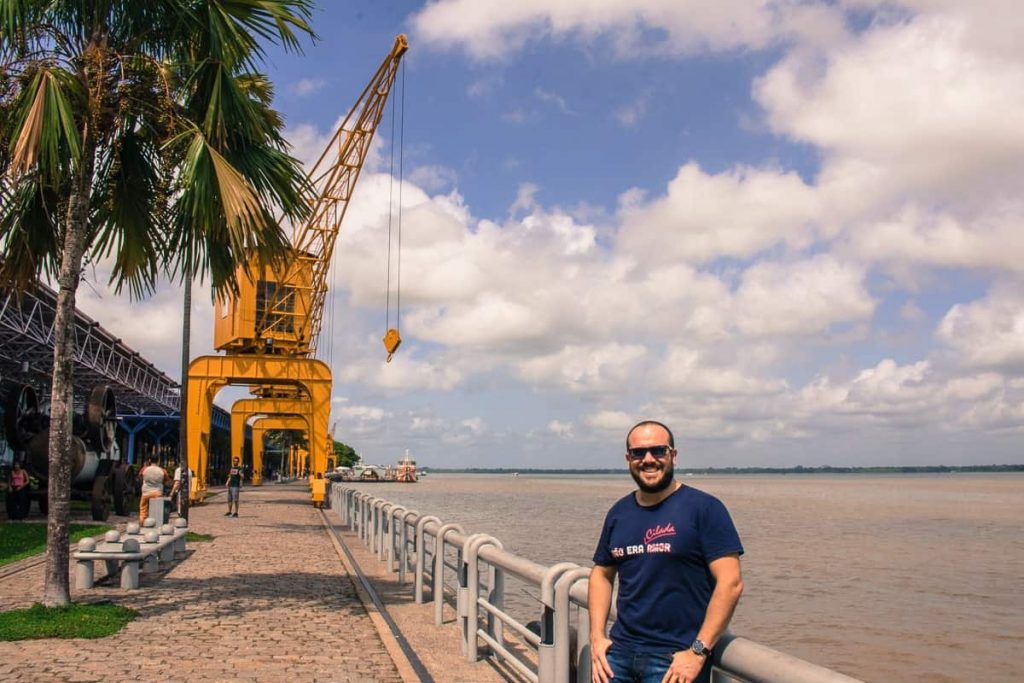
[78,1,1024,469]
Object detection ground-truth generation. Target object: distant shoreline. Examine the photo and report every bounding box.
[423,465,1024,475]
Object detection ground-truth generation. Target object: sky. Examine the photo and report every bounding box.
[74,0,1024,469]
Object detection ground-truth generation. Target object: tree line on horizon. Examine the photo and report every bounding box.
[421,464,1024,475]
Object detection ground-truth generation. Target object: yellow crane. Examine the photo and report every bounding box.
[186,35,409,504]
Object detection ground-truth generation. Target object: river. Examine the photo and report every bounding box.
[339,472,1023,682]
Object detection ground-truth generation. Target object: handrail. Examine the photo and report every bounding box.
[332,486,864,683]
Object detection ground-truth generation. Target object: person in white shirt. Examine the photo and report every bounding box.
[139,457,171,523]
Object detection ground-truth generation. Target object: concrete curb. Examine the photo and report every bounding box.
[319,510,422,683]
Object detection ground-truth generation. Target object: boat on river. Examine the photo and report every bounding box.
[395,450,417,483]
[329,451,418,482]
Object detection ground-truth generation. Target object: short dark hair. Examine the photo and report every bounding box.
[625,420,675,449]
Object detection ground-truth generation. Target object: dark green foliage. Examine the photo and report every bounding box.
[333,440,358,468]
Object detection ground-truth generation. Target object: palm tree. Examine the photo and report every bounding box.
[0,0,315,606]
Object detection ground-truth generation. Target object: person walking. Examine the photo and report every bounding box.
[139,457,171,524]
[225,457,243,517]
[588,420,744,683]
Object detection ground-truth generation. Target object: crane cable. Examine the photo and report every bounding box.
[384,61,405,363]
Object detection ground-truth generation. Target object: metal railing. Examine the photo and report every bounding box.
[331,487,864,683]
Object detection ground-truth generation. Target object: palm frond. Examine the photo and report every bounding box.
[0,173,63,290]
[89,126,162,298]
[8,66,81,181]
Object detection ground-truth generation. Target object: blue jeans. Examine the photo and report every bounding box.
[606,645,710,683]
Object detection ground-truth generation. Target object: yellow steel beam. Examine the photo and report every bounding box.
[230,398,313,485]
[186,355,331,502]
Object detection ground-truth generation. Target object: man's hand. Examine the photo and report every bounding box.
[661,650,706,683]
[590,634,614,683]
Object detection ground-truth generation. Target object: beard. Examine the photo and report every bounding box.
[630,460,675,494]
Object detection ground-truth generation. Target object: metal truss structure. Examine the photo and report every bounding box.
[0,282,179,415]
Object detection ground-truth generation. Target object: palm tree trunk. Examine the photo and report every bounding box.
[42,134,96,607]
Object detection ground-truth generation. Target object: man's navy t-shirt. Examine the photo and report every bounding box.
[592,484,743,652]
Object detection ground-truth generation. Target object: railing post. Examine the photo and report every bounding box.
[539,562,580,683]
[388,506,406,572]
[434,523,465,626]
[464,534,502,663]
[378,503,393,560]
[415,515,441,603]
[459,533,488,655]
[554,568,591,683]
[359,493,371,542]
[372,499,386,552]
[400,509,420,584]
[489,553,505,653]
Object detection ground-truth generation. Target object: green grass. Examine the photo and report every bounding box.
[186,531,214,542]
[0,603,137,640]
[0,523,110,567]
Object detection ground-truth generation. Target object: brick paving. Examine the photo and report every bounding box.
[0,484,405,683]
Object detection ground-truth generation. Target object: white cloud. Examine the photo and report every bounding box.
[653,347,787,397]
[846,204,1024,274]
[535,88,575,115]
[756,11,1024,210]
[548,419,575,438]
[733,256,876,337]
[467,74,503,98]
[517,344,647,393]
[289,77,327,97]
[937,284,1024,373]
[617,162,822,265]
[613,89,652,127]
[585,410,634,433]
[407,164,458,193]
[410,0,847,61]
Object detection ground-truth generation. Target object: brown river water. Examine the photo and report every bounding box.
[342,473,1023,682]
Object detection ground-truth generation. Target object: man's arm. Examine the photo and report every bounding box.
[663,554,743,683]
[588,564,617,683]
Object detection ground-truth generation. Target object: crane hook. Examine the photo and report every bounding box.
[383,328,402,363]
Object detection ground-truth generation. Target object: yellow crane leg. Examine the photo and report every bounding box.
[231,399,313,486]
[252,418,309,482]
[250,415,310,485]
[186,355,331,504]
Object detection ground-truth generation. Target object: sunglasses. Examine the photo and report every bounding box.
[627,445,673,460]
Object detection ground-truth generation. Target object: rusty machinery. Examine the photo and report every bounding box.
[3,383,135,520]
[185,36,409,504]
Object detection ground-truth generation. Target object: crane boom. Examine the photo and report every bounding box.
[213,34,409,358]
[295,33,408,356]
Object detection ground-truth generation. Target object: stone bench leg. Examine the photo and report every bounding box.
[104,559,119,580]
[143,553,159,574]
[174,537,186,558]
[159,544,174,563]
[76,560,95,589]
[121,560,140,589]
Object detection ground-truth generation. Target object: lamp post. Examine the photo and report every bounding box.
[177,273,192,522]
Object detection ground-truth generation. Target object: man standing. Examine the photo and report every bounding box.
[225,457,243,517]
[170,464,193,516]
[589,421,744,683]
[139,457,171,524]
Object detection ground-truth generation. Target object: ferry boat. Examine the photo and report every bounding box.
[395,450,417,483]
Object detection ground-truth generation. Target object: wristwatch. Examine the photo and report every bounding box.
[690,638,711,657]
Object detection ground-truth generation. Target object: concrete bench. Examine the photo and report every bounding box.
[74,517,188,589]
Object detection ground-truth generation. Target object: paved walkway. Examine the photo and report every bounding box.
[0,483,505,683]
